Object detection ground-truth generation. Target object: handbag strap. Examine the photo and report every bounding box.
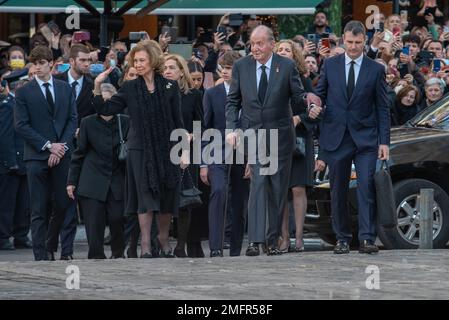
[117,114,124,144]
[181,168,198,190]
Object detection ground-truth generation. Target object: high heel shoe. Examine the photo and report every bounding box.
[160,247,175,258]
[289,239,304,253]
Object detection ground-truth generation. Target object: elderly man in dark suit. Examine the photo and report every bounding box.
[14,46,77,261]
[312,21,390,254]
[226,26,321,256]
[54,43,94,260]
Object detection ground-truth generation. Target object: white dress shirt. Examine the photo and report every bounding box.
[345,53,364,87]
[256,54,273,90]
[224,81,230,95]
[35,76,55,103]
[67,70,83,100]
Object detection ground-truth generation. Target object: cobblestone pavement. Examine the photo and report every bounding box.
[1,229,449,300]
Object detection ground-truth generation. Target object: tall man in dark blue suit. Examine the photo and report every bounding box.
[201,51,249,257]
[312,21,390,254]
[14,46,77,261]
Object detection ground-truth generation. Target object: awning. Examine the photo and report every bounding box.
[0,0,323,15]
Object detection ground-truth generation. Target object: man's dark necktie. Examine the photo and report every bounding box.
[347,60,355,99]
[71,80,78,100]
[43,83,55,115]
[258,65,268,104]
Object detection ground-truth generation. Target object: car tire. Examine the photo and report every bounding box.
[377,178,449,249]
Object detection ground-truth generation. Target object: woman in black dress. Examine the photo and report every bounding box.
[163,54,204,257]
[93,40,188,258]
[276,40,316,252]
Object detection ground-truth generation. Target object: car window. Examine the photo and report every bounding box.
[412,94,449,130]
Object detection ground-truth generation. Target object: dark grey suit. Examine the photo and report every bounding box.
[226,53,306,247]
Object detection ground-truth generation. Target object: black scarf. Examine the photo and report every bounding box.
[136,74,179,195]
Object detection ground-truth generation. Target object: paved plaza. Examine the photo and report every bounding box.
[1,228,448,300]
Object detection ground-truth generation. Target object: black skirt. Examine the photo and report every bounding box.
[289,133,314,188]
[125,149,180,215]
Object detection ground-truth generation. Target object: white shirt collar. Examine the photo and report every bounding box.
[224,82,230,94]
[345,53,364,66]
[256,54,273,70]
[67,70,83,87]
[36,75,54,88]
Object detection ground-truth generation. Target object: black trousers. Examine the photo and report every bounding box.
[79,190,125,259]
[26,157,72,261]
[0,174,30,243]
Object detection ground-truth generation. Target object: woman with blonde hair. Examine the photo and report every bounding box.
[92,40,189,258]
[164,54,205,258]
[275,39,316,253]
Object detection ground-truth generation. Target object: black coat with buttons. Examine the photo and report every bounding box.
[0,94,25,175]
[67,114,129,202]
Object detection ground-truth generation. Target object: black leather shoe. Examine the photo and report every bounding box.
[359,240,379,254]
[334,241,350,254]
[245,243,260,256]
[13,239,32,249]
[187,241,205,258]
[126,247,138,258]
[160,248,175,258]
[266,246,283,256]
[0,241,14,250]
[174,247,187,258]
[47,251,56,261]
[60,255,74,261]
[223,241,230,250]
[140,252,154,258]
[210,249,223,257]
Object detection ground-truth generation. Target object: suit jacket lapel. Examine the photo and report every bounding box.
[263,54,279,106]
[349,56,369,104]
[339,54,349,102]
[31,79,53,115]
[249,57,260,107]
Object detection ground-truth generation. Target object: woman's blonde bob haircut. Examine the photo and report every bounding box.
[127,40,165,75]
[275,39,307,76]
[164,53,194,94]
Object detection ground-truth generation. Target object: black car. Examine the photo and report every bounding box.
[305,95,449,249]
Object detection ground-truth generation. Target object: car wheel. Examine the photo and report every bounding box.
[377,178,449,249]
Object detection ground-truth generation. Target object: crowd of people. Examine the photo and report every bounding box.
[1,3,449,260]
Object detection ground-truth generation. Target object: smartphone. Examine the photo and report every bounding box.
[47,21,60,35]
[129,31,146,41]
[424,6,437,17]
[378,22,385,33]
[433,59,441,72]
[307,34,318,44]
[56,63,70,73]
[98,46,110,63]
[73,31,90,43]
[402,46,410,55]
[217,25,227,36]
[444,26,449,33]
[193,48,202,59]
[392,26,401,37]
[400,10,408,22]
[399,63,409,78]
[321,38,330,49]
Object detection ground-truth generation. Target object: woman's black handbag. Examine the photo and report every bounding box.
[117,114,128,162]
[179,168,203,210]
[374,160,398,229]
[293,137,306,158]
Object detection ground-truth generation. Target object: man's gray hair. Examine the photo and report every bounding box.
[251,25,275,41]
[425,77,446,91]
[344,20,366,36]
